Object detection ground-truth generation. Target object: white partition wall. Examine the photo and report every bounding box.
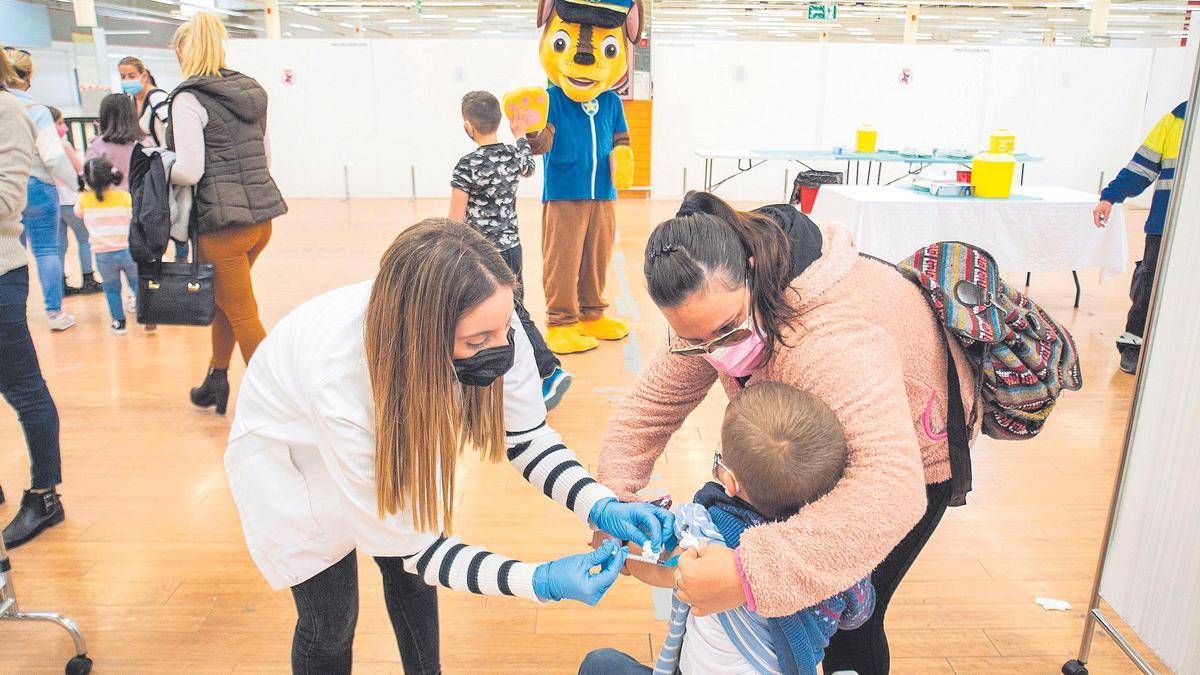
[652,41,1186,201]
[226,38,545,199]
[218,37,1194,200]
[1091,59,1200,671]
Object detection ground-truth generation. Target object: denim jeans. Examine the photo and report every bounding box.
[290,551,440,675]
[21,177,63,314]
[0,266,62,489]
[578,648,654,674]
[94,250,138,322]
[59,205,94,276]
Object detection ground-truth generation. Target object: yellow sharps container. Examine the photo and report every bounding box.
[971,152,1016,199]
[989,129,1016,154]
[856,125,878,153]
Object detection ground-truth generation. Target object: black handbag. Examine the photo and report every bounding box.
[136,224,215,327]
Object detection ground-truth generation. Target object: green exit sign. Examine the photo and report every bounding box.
[808,3,837,19]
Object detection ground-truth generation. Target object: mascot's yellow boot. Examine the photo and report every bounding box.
[578,316,630,341]
[547,325,600,355]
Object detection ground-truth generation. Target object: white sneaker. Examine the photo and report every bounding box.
[109,319,127,335]
[48,312,77,332]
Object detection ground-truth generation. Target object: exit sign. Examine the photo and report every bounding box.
[808,3,837,20]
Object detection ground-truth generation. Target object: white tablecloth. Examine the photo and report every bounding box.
[809,185,1129,278]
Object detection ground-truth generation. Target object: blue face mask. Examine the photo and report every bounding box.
[121,79,143,96]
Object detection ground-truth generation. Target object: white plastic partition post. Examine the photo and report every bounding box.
[1066,42,1200,675]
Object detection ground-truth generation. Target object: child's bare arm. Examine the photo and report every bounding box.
[625,541,683,589]
[448,188,468,223]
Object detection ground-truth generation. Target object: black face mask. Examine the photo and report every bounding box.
[453,328,515,387]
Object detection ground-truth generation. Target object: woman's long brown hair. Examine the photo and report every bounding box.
[364,218,516,533]
[644,191,800,362]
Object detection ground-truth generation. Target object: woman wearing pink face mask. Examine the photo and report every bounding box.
[597,191,978,675]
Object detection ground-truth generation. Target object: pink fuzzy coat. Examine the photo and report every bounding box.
[598,221,977,618]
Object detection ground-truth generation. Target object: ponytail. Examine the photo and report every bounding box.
[174,12,228,79]
[645,191,800,362]
[83,157,122,201]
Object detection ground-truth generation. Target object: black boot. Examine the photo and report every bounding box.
[78,271,104,295]
[2,488,65,549]
[63,276,81,297]
[0,483,5,505]
[191,368,230,415]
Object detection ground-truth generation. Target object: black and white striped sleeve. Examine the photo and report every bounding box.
[506,423,617,524]
[502,310,618,524]
[400,534,541,601]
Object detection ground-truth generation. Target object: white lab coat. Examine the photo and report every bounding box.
[225,281,552,590]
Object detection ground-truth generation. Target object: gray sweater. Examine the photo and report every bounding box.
[0,89,36,277]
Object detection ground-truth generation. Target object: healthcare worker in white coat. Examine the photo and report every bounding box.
[225,218,674,674]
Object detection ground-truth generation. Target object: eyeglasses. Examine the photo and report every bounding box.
[669,284,754,357]
[711,443,735,483]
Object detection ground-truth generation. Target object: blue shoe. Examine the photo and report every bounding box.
[542,367,573,411]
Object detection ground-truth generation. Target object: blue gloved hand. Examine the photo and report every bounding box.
[589,497,676,555]
[533,538,629,605]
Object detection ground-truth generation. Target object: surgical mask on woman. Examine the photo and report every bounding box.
[701,323,767,378]
[453,328,516,387]
[56,123,68,138]
[121,79,144,96]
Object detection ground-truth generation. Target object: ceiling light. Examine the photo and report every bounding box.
[385,18,410,22]
[967,16,996,21]
[289,23,326,31]
[482,29,502,34]
[1048,17,1077,22]
[292,6,319,16]
[1111,15,1151,21]
[453,26,474,31]
[1003,10,1033,15]
[316,7,381,13]
[1108,29,1146,34]
[418,13,448,18]
[457,18,484,23]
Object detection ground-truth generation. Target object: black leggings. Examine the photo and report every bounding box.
[290,551,440,675]
[823,480,952,675]
[499,244,560,379]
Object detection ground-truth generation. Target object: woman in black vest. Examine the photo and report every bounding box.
[168,12,287,414]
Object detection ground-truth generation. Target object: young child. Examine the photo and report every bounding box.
[48,107,101,298]
[582,382,874,675]
[75,157,153,335]
[449,90,572,410]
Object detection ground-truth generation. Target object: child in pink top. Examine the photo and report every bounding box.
[75,157,154,335]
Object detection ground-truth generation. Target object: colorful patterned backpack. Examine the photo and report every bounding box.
[896,242,1084,505]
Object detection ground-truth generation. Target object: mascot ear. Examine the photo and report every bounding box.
[538,0,555,28]
[625,0,644,43]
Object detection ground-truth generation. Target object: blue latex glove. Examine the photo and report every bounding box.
[589,497,676,554]
[533,538,629,605]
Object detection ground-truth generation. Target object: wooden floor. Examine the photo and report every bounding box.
[0,198,1170,674]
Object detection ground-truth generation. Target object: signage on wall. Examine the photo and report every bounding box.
[808,4,837,20]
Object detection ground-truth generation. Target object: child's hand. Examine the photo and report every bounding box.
[502,87,549,135]
[509,109,530,139]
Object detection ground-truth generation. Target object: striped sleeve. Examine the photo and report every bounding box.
[1101,110,1173,203]
[400,534,541,602]
[506,423,617,525]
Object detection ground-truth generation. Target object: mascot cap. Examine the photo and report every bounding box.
[554,0,634,29]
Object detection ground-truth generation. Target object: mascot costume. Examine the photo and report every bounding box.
[504,0,643,354]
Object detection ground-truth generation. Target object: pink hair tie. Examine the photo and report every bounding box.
[922,390,949,441]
